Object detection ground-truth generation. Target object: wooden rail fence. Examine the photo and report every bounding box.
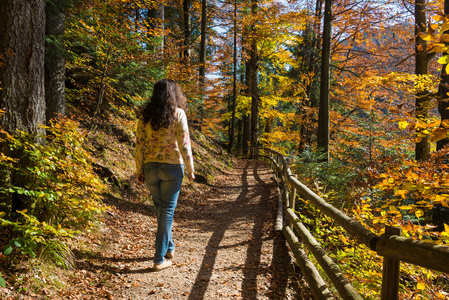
[237,147,449,300]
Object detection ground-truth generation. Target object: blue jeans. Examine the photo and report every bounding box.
[143,162,184,264]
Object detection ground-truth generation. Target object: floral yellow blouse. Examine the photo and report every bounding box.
[135,108,194,175]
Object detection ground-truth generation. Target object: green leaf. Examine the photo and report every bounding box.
[13,240,22,248]
[3,245,12,255]
[0,272,5,288]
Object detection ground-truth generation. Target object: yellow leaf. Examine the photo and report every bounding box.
[399,205,412,210]
[430,128,448,143]
[417,282,426,290]
[438,55,449,65]
[434,194,447,204]
[415,209,424,218]
[442,22,449,32]
[0,212,5,218]
[389,205,397,212]
[433,15,445,22]
[415,121,427,129]
[398,120,408,130]
[442,34,449,43]
[444,223,449,233]
[396,190,408,199]
[434,43,448,52]
[421,33,433,41]
[442,119,449,128]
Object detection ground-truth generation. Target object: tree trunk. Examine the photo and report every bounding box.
[0,0,46,214]
[0,0,46,136]
[317,0,333,162]
[242,113,251,152]
[147,0,164,53]
[199,0,207,85]
[437,0,449,150]
[249,0,259,150]
[415,0,431,160]
[229,0,238,152]
[237,118,243,149]
[45,0,66,125]
[183,0,191,58]
[314,0,323,50]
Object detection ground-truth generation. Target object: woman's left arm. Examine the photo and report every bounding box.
[177,110,195,180]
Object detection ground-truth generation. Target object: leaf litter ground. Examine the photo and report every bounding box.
[35,160,313,299]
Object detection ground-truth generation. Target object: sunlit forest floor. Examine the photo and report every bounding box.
[58,160,312,299]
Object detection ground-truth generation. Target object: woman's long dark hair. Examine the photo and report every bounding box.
[141,79,187,131]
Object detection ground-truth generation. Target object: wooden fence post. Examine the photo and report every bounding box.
[381,226,401,300]
[289,186,296,229]
[275,155,280,179]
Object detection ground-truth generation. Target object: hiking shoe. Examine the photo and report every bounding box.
[165,250,175,259]
[153,260,172,271]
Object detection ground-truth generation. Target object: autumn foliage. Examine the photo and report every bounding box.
[1,0,449,298]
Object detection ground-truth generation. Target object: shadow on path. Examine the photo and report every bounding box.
[187,161,251,300]
[185,160,295,299]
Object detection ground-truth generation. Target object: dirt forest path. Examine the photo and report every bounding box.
[68,160,312,299]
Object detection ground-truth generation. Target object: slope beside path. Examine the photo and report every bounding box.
[61,160,312,299]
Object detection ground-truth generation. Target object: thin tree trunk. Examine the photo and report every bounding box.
[237,118,243,149]
[317,0,333,162]
[243,113,251,151]
[314,0,323,50]
[249,0,259,150]
[94,47,112,117]
[199,0,207,84]
[414,0,431,160]
[198,0,207,122]
[438,0,449,150]
[229,0,238,151]
[183,0,191,58]
[243,40,251,155]
[45,0,66,125]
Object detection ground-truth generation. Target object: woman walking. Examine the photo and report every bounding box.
[135,79,195,271]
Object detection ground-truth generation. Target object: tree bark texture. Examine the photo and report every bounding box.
[0,0,46,136]
[414,0,430,160]
[317,0,333,161]
[45,0,66,125]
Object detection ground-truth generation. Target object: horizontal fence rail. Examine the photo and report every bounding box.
[236,147,449,300]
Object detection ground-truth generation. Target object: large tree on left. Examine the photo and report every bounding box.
[0,0,46,135]
[0,0,46,213]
